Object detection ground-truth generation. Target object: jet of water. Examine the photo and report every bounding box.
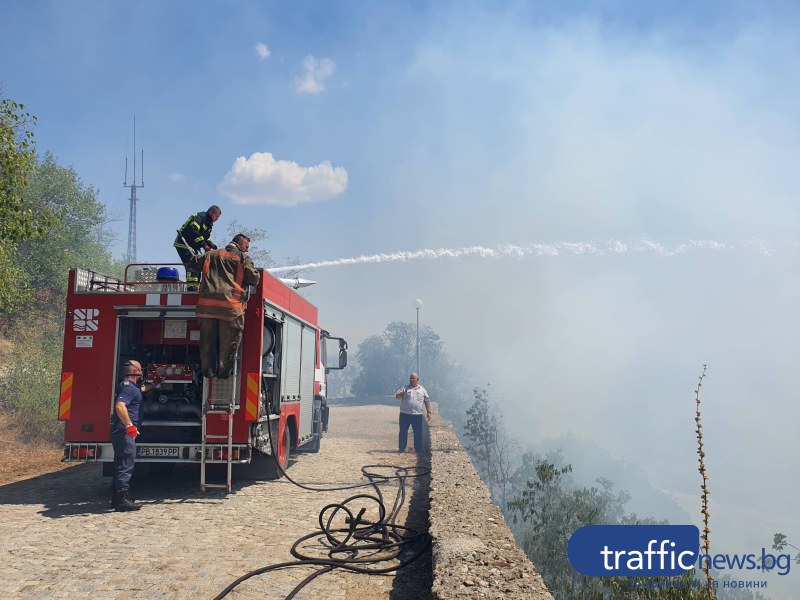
[266,237,797,274]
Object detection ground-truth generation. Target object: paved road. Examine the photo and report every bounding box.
[0,405,432,599]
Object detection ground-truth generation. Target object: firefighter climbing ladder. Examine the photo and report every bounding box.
[200,362,239,493]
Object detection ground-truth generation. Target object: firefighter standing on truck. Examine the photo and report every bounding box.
[111,360,160,512]
[189,233,260,379]
[174,205,222,286]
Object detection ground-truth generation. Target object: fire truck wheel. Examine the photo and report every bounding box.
[307,432,321,453]
[273,424,290,474]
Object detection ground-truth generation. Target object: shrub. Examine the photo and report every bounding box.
[0,318,64,443]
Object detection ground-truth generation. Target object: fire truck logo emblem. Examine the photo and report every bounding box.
[73,308,100,332]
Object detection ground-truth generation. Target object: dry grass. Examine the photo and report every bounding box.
[0,336,11,358]
[0,412,70,485]
[0,336,72,484]
[0,337,11,376]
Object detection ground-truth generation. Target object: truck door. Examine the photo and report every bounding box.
[299,324,316,442]
[278,316,316,445]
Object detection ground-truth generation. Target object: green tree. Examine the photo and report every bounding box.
[225,219,305,281]
[0,152,123,440]
[0,97,53,242]
[11,152,121,313]
[349,321,472,426]
[0,244,24,313]
[457,382,766,600]
[351,321,446,396]
[509,456,645,598]
[464,386,495,481]
[772,532,800,565]
[503,454,768,599]
[462,385,518,509]
[225,220,274,268]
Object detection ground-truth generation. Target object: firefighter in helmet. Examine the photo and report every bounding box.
[189,233,260,379]
[111,360,160,511]
[174,205,222,286]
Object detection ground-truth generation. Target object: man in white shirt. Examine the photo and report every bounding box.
[395,372,431,453]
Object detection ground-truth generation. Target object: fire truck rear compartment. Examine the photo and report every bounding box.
[117,317,204,443]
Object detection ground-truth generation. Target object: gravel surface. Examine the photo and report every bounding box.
[0,403,554,600]
[0,405,431,599]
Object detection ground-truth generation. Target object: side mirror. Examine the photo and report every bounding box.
[323,335,348,370]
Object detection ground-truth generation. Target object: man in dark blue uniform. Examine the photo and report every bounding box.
[111,360,159,511]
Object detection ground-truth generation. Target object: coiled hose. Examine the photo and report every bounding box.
[213,418,431,599]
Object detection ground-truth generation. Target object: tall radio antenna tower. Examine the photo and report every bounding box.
[124,116,144,263]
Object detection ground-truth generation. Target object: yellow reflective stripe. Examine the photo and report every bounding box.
[246,373,259,420]
[61,372,73,395]
[59,372,73,420]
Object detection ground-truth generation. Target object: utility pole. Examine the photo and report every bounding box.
[413,298,423,378]
[124,116,144,263]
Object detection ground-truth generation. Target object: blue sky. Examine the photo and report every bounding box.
[3,1,800,590]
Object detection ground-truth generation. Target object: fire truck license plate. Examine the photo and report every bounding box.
[137,447,179,458]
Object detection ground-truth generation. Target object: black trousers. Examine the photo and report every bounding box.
[175,246,199,282]
[398,412,423,452]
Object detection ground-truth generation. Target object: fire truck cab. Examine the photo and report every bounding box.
[59,264,347,487]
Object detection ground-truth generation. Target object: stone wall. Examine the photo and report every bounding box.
[426,409,554,599]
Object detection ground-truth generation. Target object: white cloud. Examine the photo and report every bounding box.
[217,152,348,206]
[168,173,185,182]
[254,42,271,59]
[294,55,336,94]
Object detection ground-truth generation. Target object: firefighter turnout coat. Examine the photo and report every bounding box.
[174,211,216,252]
[189,242,260,320]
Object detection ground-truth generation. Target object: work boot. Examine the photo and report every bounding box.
[109,481,134,507]
[113,489,141,512]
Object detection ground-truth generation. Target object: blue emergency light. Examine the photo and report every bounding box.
[156,267,180,282]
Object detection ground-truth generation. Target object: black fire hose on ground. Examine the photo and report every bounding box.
[212,419,431,599]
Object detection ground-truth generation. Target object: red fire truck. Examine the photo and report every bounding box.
[59,264,347,490]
